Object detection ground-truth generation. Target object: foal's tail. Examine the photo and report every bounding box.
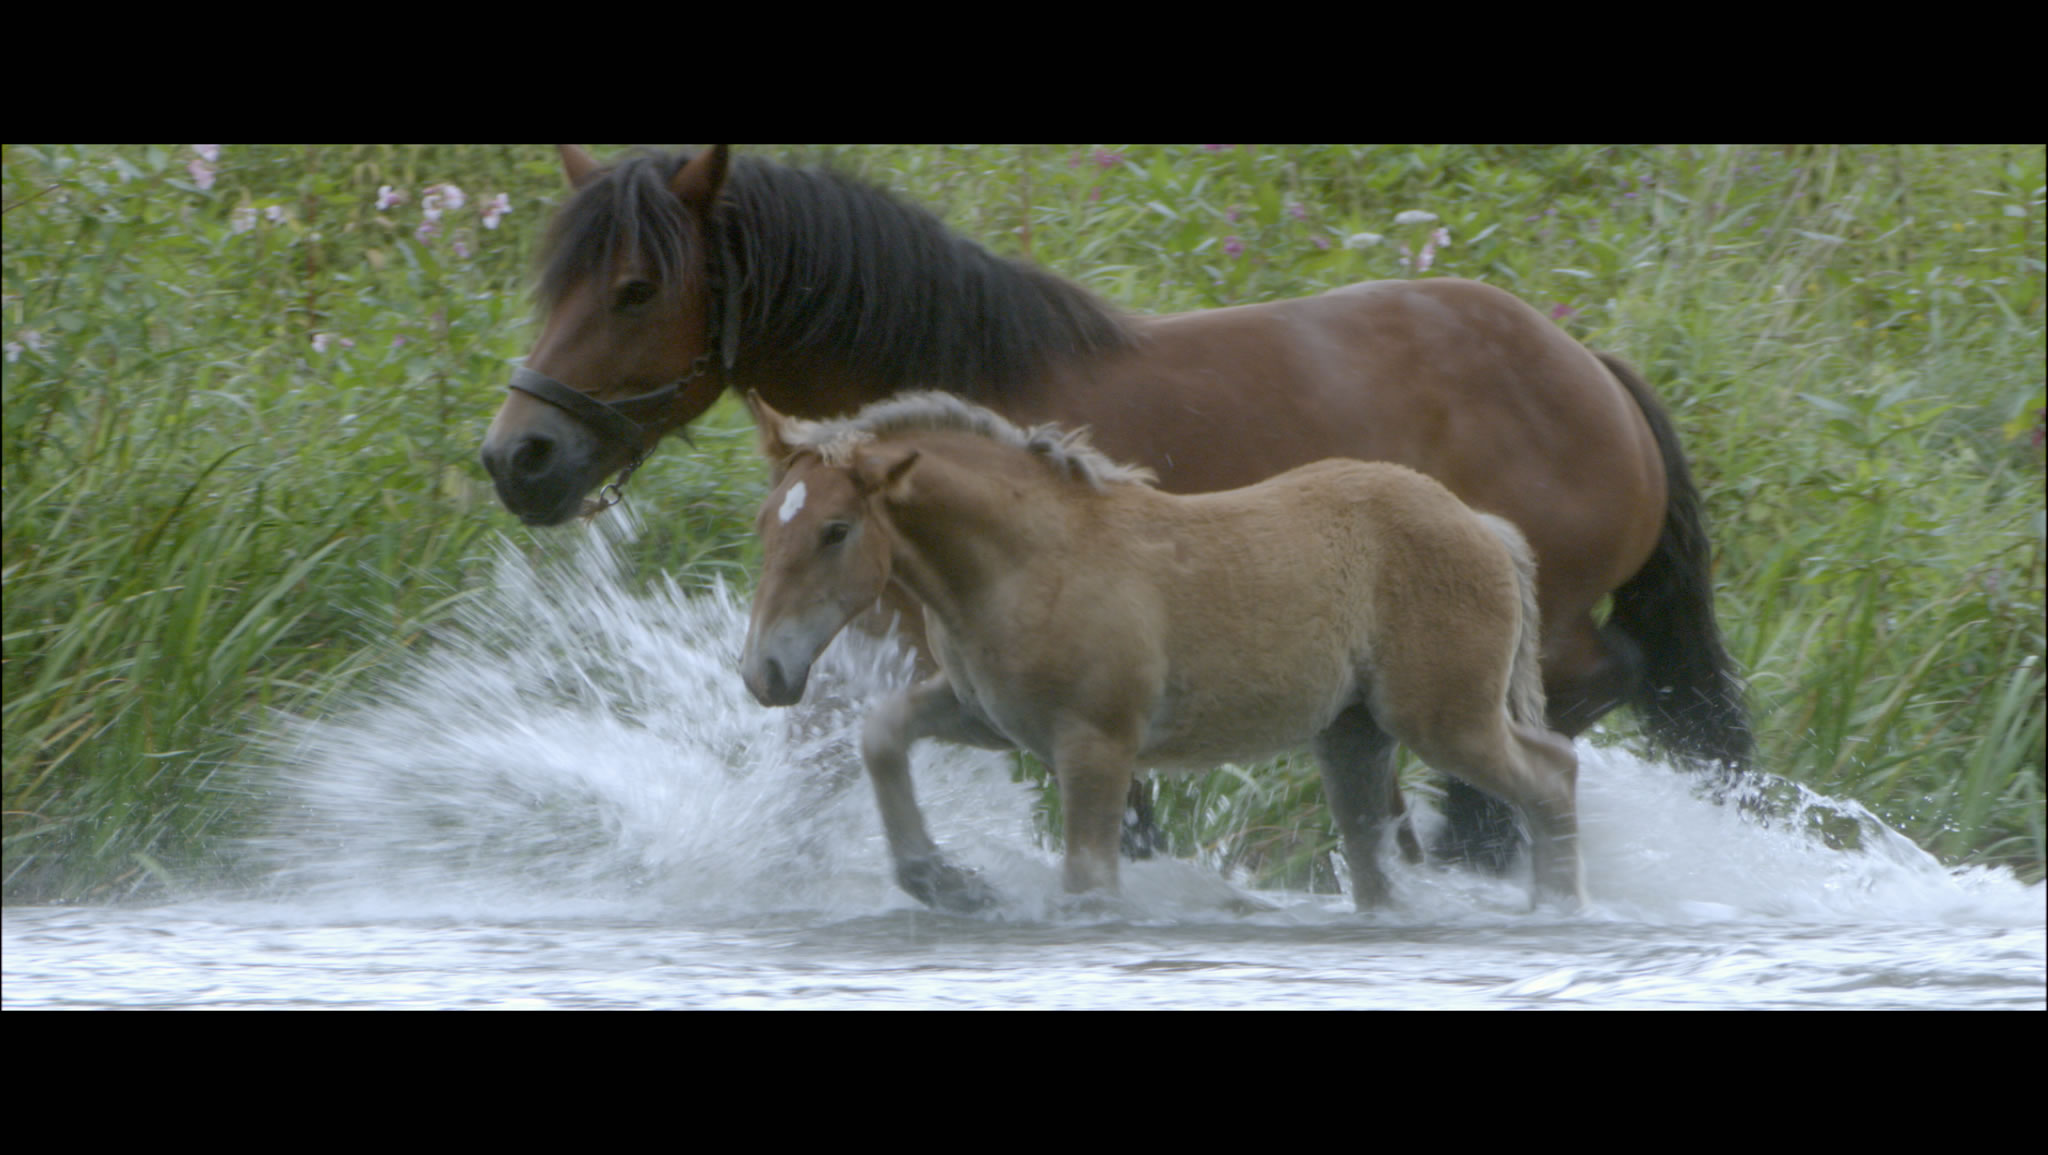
[1476,513,1548,732]
[1598,352,1753,770]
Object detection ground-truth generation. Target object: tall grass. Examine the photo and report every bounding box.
[4,144,2041,901]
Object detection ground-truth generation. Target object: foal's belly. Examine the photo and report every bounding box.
[1137,666,1358,772]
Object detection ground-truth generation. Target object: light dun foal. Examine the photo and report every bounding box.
[739,392,1583,913]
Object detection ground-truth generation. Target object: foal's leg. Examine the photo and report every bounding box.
[861,675,1013,913]
[1506,722,1584,904]
[1313,703,1418,911]
[1437,612,1629,872]
[1052,724,1141,897]
[1401,717,1584,909]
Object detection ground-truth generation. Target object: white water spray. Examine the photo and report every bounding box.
[252,510,2040,928]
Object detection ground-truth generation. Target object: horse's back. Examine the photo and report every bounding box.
[1044,278,1664,625]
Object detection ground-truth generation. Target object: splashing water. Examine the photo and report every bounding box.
[251,510,1040,919]
[8,511,2037,1008]
[245,510,2039,933]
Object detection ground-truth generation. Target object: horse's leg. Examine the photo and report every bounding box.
[1542,612,1644,739]
[1052,725,1140,896]
[1433,782,1520,874]
[1313,702,1419,911]
[860,675,1013,913]
[1121,780,1161,860]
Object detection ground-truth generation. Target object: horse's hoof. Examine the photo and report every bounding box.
[897,855,999,914]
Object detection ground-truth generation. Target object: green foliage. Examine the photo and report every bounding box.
[4,144,2041,901]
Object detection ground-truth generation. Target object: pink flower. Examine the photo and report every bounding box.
[416,218,440,244]
[1224,236,1244,259]
[453,237,470,258]
[481,193,510,230]
[1093,149,1123,169]
[311,333,332,354]
[263,204,287,225]
[1287,202,1308,221]
[1550,303,1575,321]
[1417,227,1449,273]
[188,147,216,191]
[377,185,406,211]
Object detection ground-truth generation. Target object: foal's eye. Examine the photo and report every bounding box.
[615,280,658,310]
[820,522,851,548]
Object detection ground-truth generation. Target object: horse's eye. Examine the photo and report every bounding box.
[615,280,658,310]
[820,522,851,548]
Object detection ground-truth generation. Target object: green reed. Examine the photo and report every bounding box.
[4,144,2040,901]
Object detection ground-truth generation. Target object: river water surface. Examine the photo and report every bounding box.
[7,521,2041,1009]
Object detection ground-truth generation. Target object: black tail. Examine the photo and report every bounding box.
[1598,352,1753,770]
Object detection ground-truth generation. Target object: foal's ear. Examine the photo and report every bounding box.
[745,391,804,473]
[670,145,731,216]
[558,145,601,189]
[852,445,921,502]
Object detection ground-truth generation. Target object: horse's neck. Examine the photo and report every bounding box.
[733,355,900,421]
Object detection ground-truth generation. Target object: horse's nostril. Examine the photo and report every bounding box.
[510,435,554,479]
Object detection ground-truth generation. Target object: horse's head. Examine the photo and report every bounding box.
[480,145,732,526]
[740,393,918,706]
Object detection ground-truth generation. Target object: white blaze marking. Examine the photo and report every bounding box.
[778,481,808,524]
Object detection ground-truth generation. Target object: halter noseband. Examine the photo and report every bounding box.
[507,352,716,516]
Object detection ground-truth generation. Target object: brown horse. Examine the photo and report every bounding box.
[737,392,1583,911]
[479,145,1749,869]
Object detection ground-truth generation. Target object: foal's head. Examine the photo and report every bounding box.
[740,393,919,706]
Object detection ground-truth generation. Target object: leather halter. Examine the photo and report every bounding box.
[506,354,715,515]
[504,263,735,515]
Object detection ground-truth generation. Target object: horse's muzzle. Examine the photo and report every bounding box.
[480,425,606,526]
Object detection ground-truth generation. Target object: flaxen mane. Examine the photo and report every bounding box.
[782,392,1155,490]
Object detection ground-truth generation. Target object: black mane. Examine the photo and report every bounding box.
[537,149,1136,398]
[538,150,700,312]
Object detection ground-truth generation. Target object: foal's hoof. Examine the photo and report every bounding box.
[897,855,999,914]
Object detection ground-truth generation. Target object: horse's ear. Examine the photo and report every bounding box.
[559,145,601,189]
[853,445,920,502]
[670,145,731,216]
